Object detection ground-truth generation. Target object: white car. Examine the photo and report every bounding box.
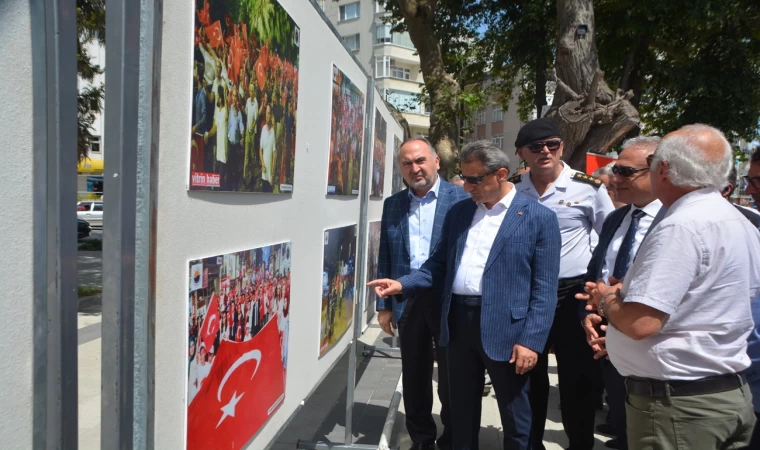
[77,201,103,229]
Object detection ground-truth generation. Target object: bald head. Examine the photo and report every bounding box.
[651,124,732,190]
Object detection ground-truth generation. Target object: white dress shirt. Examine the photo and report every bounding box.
[600,199,663,284]
[408,178,441,270]
[452,185,517,295]
[515,163,615,278]
[607,189,760,380]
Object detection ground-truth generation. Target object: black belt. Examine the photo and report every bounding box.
[625,373,746,397]
[452,294,482,307]
[558,276,585,288]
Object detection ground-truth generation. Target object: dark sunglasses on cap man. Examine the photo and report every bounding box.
[524,139,563,154]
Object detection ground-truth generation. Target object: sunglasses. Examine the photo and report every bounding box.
[612,165,649,178]
[525,140,562,153]
[743,175,760,190]
[459,169,497,185]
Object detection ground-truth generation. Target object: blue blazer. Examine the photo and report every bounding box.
[398,193,561,361]
[375,180,469,324]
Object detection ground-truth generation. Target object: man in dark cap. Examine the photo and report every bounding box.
[509,118,615,450]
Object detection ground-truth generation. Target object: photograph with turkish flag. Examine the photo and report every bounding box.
[365,221,381,325]
[371,110,387,198]
[187,241,291,449]
[327,66,365,195]
[190,0,299,194]
[320,225,357,357]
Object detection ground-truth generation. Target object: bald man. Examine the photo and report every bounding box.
[584,124,760,449]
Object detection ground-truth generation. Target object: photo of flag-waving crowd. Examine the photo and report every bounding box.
[186,242,291,450]
[371,110,387,198]
[327,65,365,195]
[365,221,381,324]
[391,135,404,194]
[190,0,299,194]
[320,224,357,356]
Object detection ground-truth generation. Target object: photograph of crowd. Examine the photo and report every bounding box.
[391,135,405,194]
[365,221,381,325]
[327,65,365,196]
[320,225,357,356]
[190,0,299,193]
[186,242,291,449]
[371,111,387,198]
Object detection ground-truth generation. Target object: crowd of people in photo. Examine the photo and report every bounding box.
[187,250,291,404]
[328,68,364,195]
[372,113,387,197]
[191,3,298,192]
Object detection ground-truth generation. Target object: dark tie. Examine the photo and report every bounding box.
[612,209,646,280]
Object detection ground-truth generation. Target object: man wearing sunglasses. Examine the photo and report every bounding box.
[744,147,760,211]
[575,136,664,449]
[369,140,561,450]
[510,118,615,450]
[722,165,760,228]
[375,137,469,450]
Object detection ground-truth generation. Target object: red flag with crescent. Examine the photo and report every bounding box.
[200,294,220,352]
[187,318,286,450]
[206,20,224,48]
[197,0,211,27]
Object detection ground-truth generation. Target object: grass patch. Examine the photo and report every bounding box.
[78,240,102,251]
[78,285,102,297]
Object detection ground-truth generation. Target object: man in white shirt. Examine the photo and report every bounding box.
[585,124,760,449]
[259,105,276,192]
[369,140,561,450]
[576,136,663,449]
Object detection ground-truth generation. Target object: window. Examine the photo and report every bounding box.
[339,2,360,21]
[462,118,470,129]
[317,0,325,10]
[390,65,410,80]
[477,109,486,125]
[343,34,360,51]
[375,1,385,13]
[376,24,392,44]
[375,56,390,78]
[491,135,504,149]
[391,32,414,49]
[386,89,421,114]
[492,104,503,122]
[93,203,104,212]
[90,136,101,153]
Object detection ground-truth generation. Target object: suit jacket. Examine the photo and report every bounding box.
[375,179,470,324]
[398,193,561,361]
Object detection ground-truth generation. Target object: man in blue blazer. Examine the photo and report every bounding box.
[370,140,561,450]
[376,137,469,450]
[576,137,664,449]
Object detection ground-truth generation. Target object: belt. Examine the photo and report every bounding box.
[558,276,585,288]
[452,294,482,307]
[625,373,746,397]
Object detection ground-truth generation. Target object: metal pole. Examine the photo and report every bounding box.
[31,0,79,447]
[101,0,162,447]
[343,76,376,447]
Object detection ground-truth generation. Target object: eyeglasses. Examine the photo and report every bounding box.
[612,165,649,178]
[744,175,760,190]
[459,169,497,185]
[525,140,563,153]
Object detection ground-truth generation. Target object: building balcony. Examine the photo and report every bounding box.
[373,44,419,65]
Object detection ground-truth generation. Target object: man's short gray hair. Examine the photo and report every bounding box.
[652,124,732,189]
[459,140,511,172]
[621,136,661,155]
[592,162,615,178]
[398,137,437,161]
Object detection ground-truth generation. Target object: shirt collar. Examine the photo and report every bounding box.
[666,187,722,216]
[554,162,571,189]
[408,177,441,202]
[478,183,517,212]
[633,199,663,217]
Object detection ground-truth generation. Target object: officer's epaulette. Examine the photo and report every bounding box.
[572,172,603,188]
[508,173,522,184]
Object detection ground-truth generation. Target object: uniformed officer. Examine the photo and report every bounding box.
[510,118,615,450]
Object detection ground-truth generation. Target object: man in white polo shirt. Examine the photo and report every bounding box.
[585,124,760,449]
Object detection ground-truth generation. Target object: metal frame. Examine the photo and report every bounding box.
[101,0,162,447]
[31,0,79,447]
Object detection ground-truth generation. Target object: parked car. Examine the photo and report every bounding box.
[77,200,103,228]
[78,219,92,240]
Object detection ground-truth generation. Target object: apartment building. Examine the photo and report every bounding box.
[77,39,106,197]
[319,0,430,138]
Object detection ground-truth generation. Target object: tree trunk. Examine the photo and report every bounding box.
[396,0,461,173]
[385,101,412,140]
[546,0,640,171]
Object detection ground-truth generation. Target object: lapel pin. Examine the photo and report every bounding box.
[567,203,572,207]
[575,201,580,204]
[559,200,564,204]
[517,211,523,216]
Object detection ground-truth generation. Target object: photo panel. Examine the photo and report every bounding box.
[186,242,292,449]
[327,65,365,195]
[190,0,299,193]
[391,135,404,194]
[365,221,381,324]
[319,224,357,356]
[371,110,387,198]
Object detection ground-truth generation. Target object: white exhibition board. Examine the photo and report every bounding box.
[154,0,405,449]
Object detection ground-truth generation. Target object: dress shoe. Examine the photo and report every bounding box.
[595,422,616,436]
[408,443,435,450]
[605,438,625,449]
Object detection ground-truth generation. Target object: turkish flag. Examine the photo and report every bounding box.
[197,0,211,27]
[187,318,286,450]
[206,20,224,48]
[255,57,266,90]
[200,294,220,352]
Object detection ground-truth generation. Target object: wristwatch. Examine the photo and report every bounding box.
[599,292,616,318]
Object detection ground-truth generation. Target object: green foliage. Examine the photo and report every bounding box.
[76,0,106,162]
